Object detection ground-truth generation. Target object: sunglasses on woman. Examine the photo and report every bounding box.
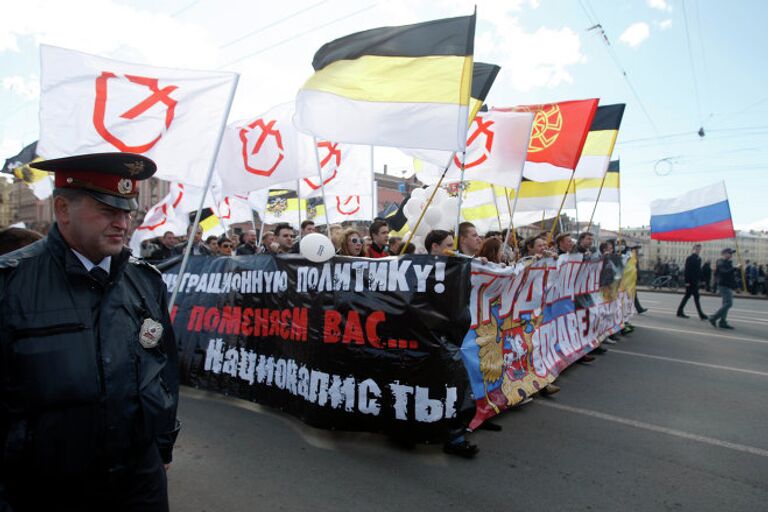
[350,238,362,244]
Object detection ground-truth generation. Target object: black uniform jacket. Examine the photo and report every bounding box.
[0,224,180,481]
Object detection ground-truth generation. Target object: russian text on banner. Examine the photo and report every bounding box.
[294,14,476,151]
[650,181,735,242]
[37,45,238,188]
[163,255,474,440]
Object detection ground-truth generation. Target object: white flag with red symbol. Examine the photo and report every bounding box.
[216,102,304,195]
[296,143,370,198]
[409,110,534,189]
[217,194,255,227]
[325,194,374,225]
[128,191,189,255]
[37,45,237,188]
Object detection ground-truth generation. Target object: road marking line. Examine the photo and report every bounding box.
[610,349,768,377]
[644,307,768,325]
[632,323,768,344]
[537,401,768,458]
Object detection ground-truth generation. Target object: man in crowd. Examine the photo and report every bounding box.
[273,223,295,254]
[677,244,708,320]
[0,153,179,510]
[236,229,258,255]
[183,226,210,256]
[709,248,738,329]
[366,220,390,258]
[205,235,219,255]
[458,221,482,256]
[291,220,316,253]
[259,230,276,254]
[150,230,179,260]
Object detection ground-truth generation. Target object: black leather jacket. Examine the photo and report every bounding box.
[0,224,180,482]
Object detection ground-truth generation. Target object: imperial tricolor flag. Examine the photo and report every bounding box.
[650,182,735,242]
[294,14,476,151]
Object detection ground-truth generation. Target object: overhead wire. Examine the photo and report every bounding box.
[681,0,703,123]
[219,3,377,69]
[577,0,662,140]
[219,1,328,49]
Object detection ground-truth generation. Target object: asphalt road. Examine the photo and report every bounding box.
[168,291,768,512]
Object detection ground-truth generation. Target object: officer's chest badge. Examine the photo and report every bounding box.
[139,318,163,349]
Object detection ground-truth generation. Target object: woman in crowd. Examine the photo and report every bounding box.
[478,237,505,264]
[338,228,364,256]
[218,235,234,256]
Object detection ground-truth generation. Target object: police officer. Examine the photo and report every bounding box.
[0,153,180,511]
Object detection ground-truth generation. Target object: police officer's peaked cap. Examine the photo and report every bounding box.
[31,152,156,211]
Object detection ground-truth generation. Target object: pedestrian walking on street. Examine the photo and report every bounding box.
[677,244,708,320]
[709,248,738,329]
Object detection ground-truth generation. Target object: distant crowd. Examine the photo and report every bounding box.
[654,257,767,296]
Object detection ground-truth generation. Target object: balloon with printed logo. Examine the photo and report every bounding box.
[300,233,336,262]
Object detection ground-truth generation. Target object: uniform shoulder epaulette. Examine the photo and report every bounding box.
[0,239,47,269]
[129,256,162,277]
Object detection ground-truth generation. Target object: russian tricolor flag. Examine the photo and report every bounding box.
[650,182,735,242]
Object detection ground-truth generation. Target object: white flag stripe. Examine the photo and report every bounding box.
[649,182,728,216]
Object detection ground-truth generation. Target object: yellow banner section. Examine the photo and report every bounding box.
[303,55,472,105]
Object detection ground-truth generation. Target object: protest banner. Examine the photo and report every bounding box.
[163,255,474,440]
[163,251,637,437]
[461,252,637,429]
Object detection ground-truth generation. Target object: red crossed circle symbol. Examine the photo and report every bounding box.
[137,203,169,231]
[303,141,342,190]
[240,118,284,176]
[336,195,361,215]
[93,72,178,153]
[454,117,495,169]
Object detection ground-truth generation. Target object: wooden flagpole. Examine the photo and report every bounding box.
[548,171,575,243]
[453,151,467,249]
[401,153,455,255]
[586,170,609,234]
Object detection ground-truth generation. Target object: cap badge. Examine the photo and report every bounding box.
[117,178,133,194]
[124,161,145,176]
[139,318,163,349]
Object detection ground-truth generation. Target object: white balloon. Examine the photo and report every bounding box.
[414,219,431,236]
[410,187,426,201]
[424,185,436,200]
[424,207,442,227]
[410,235,424,249]
[434,187,449,204]
[299,233,336,263]
[441,196,459,217]
[404,197,425,218]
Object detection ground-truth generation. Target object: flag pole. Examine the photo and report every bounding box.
[256,193,269,248]
[311,137,332,232]
[573,179,580,232]
[734,236,748,293]
[370,145,376,216]
[586,171,608,234]
[296,179,303,241]
[453,151,467,249]
[169,73,240,313]
[617,168,623,243]
[401,153,455,254]
[548,171,575,243]
[505,187,520,260]
[491,184,503,232]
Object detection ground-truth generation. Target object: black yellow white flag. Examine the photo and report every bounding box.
[294,14,476,151]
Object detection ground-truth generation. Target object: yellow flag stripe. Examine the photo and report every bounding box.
[580,129,618,157]
[303,55,473,105]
